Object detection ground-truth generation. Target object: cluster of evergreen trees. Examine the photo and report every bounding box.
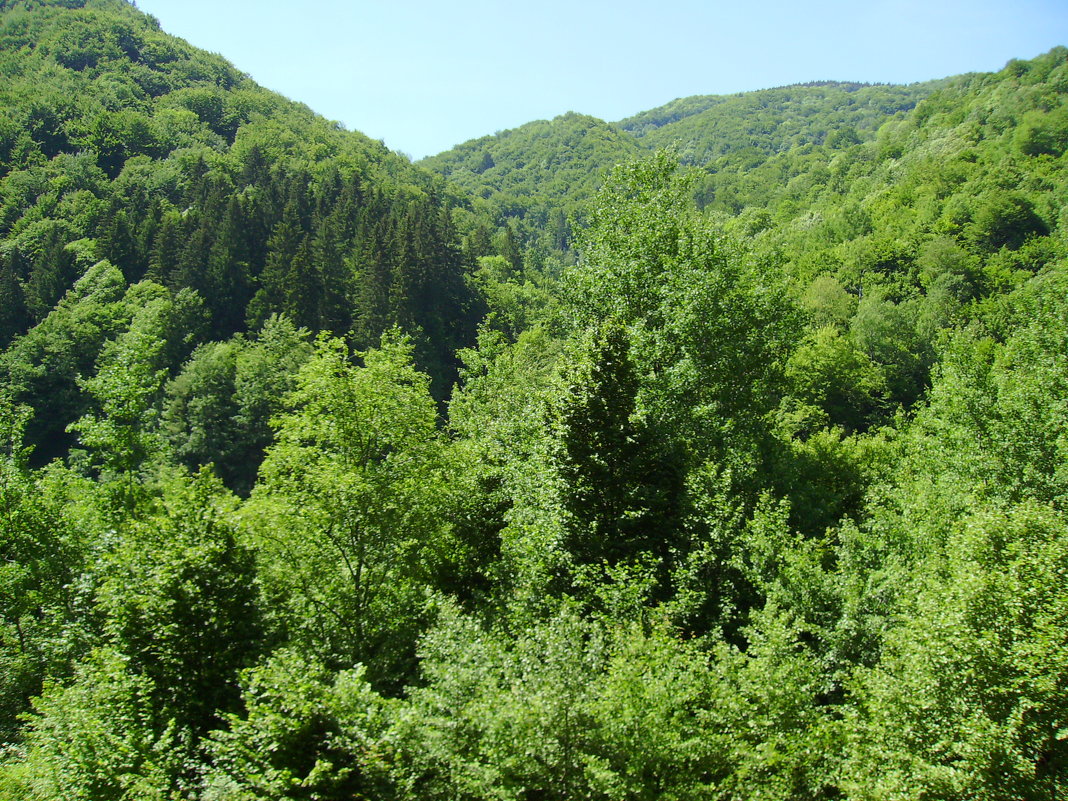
[1,0,1067,798]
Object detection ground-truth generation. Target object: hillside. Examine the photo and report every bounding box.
[1,1,1068,798]
[619,80,941,161]
[0,0,484,419]
[421,80,944,257]
[421,112,641,251]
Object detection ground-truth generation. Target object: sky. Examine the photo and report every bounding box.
[132,0,1068,161]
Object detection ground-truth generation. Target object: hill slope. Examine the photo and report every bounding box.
[619,80,941,161]
[421,79,944,256]
[0,0,485,456]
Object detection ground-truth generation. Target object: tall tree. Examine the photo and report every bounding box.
[245,331,447,687]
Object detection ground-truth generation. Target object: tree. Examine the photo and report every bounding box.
[94,469,264,737]
[245,331,446,686]
[784,325,888,433]
[569,152,801,466]
[388,604,605,801]
[1,648,184,801]
[0,258,29,348]
[0,260,130,463]
[0,404,83,742]
[967,191,1048,252]
[202,650,390,801]
[69,282,205,481]
[551,322,683,590]
[161,314,312,495]
[567,150,690,326]
[845,503,1068,800]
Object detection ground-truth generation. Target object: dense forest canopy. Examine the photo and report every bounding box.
[1,0,1067,798]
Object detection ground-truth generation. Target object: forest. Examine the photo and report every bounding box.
[1,0,1067,798]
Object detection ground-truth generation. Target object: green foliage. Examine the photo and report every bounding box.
[95,469,263,735]
[785,325,887,432]
[567,151,688,318]
[1015,104,1068,156]
[468,254,558,338]
[570,154,801,457]
[423,82,939,263]
[3,4,1068,796]
[0,260,130,461]
[245,331,446,685]
[801,273,857,329]
[0,0,483,414]
[845,502,1068,800]
[0,405,83,742]
[203,650,390,801]
[421,112,641,259]
[619,82,935,166]
[161,314,312,494]
[2,648,184,801]
[385,605,607,800]
[69,282,204,476]
[967,191,1049,251]
[387,602,836,801]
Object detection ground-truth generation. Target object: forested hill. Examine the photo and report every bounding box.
[0,0,484,417]
[616,80,941,158]
[3,0,1068,797]
[419,80,943,257]
[419,113,642,251]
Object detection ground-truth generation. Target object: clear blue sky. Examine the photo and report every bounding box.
[133,0,1068,160]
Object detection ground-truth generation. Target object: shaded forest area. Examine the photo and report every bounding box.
[1,1,1068,798]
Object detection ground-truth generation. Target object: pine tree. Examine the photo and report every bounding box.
[203,196,253,336]
[247,195,307,329]
[98,207,141,282]
[554,323,683,572]
[0,259,28,347]
[147,212,185,285]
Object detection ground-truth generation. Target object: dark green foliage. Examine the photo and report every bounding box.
[161,314,312,495]
[551,323,684,592]
[0,257,29,347]
[967,190,1049,251]
[95,471,264,736]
